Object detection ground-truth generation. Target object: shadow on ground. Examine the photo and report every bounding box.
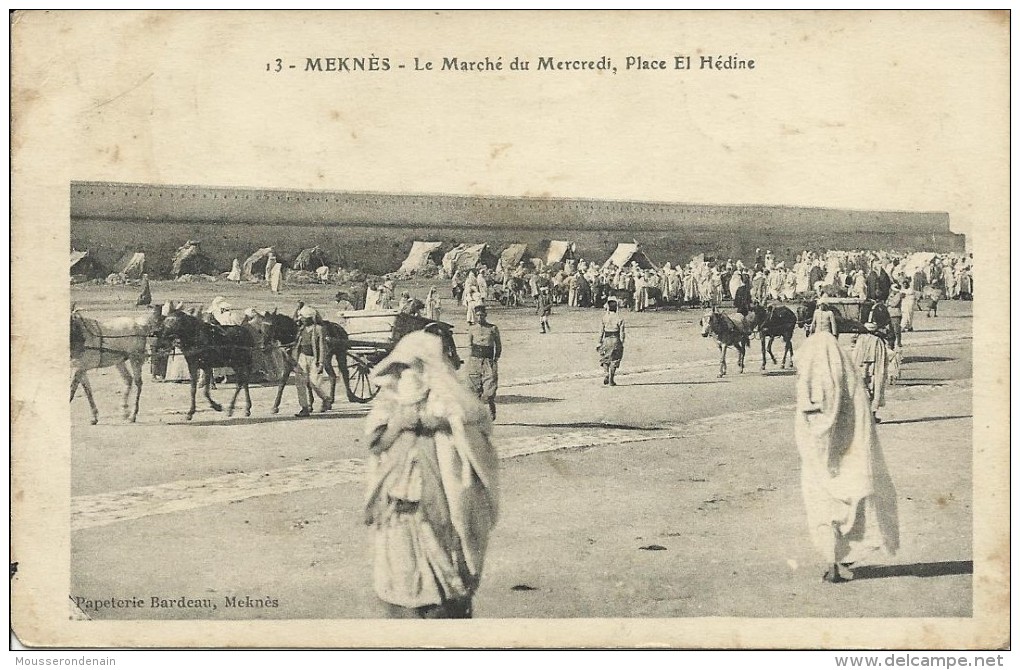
[852,560,972,580]
[879,414,971,426]
[498,421,659,431]
[497,394,562,405]
[176,411,368,427]
[903,355,955,364]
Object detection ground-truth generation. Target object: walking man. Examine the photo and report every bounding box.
[291,305,331,417]
[466,304,501,420]
[598,298,626,386]
[537,286,552,333]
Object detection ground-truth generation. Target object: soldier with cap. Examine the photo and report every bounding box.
[466,304,501,420]
[291,305,332,417]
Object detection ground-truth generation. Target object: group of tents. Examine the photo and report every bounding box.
[71,238,659,282]
[70,249,147,280]
[70,242,337,282]
[398,240,657,277]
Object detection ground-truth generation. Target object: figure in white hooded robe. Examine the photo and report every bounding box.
[364,332,499,618]
[795,331,899,583]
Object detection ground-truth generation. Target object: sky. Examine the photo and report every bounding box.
[14,10,1010,238]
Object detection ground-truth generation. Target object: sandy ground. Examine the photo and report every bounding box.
[68,281,973,619]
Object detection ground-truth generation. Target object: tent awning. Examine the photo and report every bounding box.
[545,240,576,264]
[498,244,529,270]
[398,241,443,274]
[292,246,331,271]
[442,243,490,275]
[603,243,657,270]
[117,252,146,278]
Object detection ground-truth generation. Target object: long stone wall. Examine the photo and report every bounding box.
[70,181,964,276]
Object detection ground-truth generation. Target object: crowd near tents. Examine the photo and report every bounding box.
[70,238,973,307]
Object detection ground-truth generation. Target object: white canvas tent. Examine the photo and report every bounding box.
[171,240,218,277]
[545,240,576,265]
[497,244,529,275]
[70,250,88,270]
[442,243,492,276]
[116,252,146,279]
[242,247,276,281]
[603,243,657,270]
[292,245,331,271]
[70,250,107,278]
[398,241,443,274]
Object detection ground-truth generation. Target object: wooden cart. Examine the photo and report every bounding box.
[816,296,892,339]
[338,310,462,402]
[816,296,869,323]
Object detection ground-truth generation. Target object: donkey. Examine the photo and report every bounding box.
[700,308,751,377]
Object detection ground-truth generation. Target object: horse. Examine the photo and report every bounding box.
[247,311,356,413]
[70,308,159,425]
[154,310,256,420]
[748,303,798,370]
[700,308,750,377]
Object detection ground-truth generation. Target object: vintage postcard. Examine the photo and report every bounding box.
[10,10,1009,649]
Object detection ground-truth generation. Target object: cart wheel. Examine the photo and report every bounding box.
[346,351,380,403]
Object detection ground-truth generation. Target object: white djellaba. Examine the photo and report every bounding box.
[363,331,499,617]
[794,331,899,583]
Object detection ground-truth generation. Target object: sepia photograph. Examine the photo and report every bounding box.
[11,9,1009,649]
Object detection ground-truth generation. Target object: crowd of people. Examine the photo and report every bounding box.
[452,248,965,319]
[446,248,974,314]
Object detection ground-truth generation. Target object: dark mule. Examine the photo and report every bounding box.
[699,308,750,377]
[155,311,255,420]
[748,303,798,371]
[248,311,356,413]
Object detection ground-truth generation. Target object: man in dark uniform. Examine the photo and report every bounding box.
[466,304,501,420]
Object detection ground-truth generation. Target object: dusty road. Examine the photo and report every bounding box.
[69,282,973,619]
